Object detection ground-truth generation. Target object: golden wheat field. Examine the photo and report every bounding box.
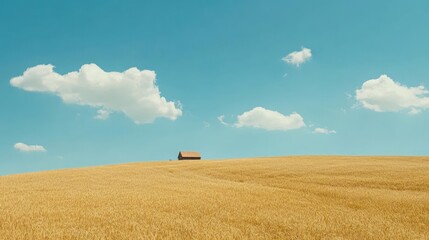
[0,156,428,240]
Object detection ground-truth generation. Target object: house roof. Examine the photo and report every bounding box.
[179,151,201,158]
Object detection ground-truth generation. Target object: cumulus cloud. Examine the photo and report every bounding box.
[14,142,47,152]
[10,64,182,124]
[234,107,305,131]
[355,75,429,114]
[313,128,336,134]
[94,109,111,120]
[282,47,312,67]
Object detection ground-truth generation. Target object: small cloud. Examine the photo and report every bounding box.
[217,115,229,126]
[313,128,336,134]
[94,109,111,120]
[355,74,429,114]
[408,108,421,115]
[351,102,360,109]
[282,47,312,67]
[203,121,210,128]
[233,107,305,131]
[14,142,47,152]
[345,92,353,99]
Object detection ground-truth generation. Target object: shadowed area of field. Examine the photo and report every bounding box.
[1,156,428,239]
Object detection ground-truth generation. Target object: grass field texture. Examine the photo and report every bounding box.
[1,156,428,239]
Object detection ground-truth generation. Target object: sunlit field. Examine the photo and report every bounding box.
[1,156,428,239]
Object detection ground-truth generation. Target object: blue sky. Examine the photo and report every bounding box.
[1,0,429,175]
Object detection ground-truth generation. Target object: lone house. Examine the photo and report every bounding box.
[178,151,201,160]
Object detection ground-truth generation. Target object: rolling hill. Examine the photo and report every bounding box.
[1,156,428,239]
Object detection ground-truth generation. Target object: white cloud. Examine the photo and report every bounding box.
[408,108,421,115]
[234,107,305,131]
[345,92,353,99]
[355,75,429,114]
[282,47,312,67]
[14,142,47,152]
[217,115,229,126]
[10,64,182,124]
[94,109,111,120]
[313,128,336,134]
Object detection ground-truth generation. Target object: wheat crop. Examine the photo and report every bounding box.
[0,156,428,239]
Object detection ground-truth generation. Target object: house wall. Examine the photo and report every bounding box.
[178,156,201,160]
